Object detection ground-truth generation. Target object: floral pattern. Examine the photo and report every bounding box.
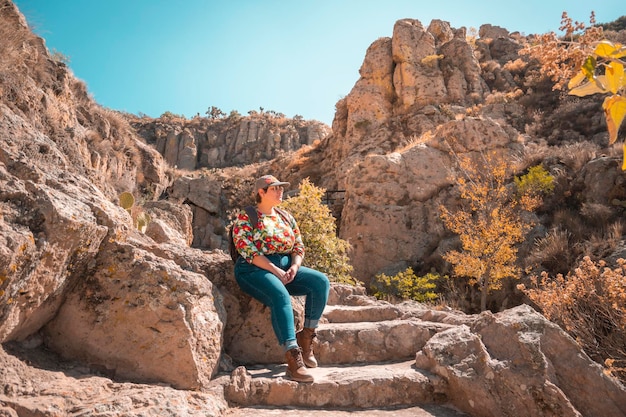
[232,207,305,263]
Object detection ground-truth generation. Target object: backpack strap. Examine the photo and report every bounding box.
[244,206,258,229]
[274,207,291,226]
[245,206,290,231]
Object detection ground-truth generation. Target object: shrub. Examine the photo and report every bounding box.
[280,178,356,284]
[118,191,151,233]
[519,256,626,383]
[50,49,70,65]
[371,268,442,303]
[206,106,226,119]
[514,165,555,198]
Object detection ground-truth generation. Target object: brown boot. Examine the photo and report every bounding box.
[285,347,314,383]
[296,327,318,368]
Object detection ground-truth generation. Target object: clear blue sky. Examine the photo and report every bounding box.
[13,0,624,125]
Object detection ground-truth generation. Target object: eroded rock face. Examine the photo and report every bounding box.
[42,237,225,390]
[0,0,225,391]
[130,115,331,171]
[341,117,521,281]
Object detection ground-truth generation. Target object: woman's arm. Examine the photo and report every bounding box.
[251,254,288,282]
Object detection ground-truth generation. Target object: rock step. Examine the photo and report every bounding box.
[224,404,470,417]
[225,360,449,410]
[322,304,404,323]
[315,319,454,364]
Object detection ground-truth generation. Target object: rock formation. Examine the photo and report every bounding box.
[130,113,330,171]
[1,1,625,416]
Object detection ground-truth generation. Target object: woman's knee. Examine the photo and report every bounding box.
[299,267,330,292]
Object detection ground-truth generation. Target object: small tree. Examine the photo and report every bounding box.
[440,153,551,311]
[206,106,225,119]
[280,178,356,284]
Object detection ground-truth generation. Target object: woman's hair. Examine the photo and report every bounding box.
[255,187,267,203]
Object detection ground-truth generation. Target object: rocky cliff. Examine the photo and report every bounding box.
[129,113,330,171]
[1,1,625,416]
[159,18,626,293]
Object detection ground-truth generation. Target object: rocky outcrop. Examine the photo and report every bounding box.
[4,283,625,416]
[0,342,229,416]
[341,117,522,281]
[225,286,626,416]
[130,114,331,171]
[2,1,626,415]
[124,17,622,290]
[416,304,626,417]
[269,17,620,286]
[0,0,225,391]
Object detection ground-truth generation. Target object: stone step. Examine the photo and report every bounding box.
[225,360,449,410]
[322,304,404,323]
[224,405,470,417]
[315,319,454,364]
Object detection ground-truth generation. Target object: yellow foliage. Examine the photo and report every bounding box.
[440,153,547,310]
[280,178,356,284]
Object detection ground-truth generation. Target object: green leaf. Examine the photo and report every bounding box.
[582,56,597,81]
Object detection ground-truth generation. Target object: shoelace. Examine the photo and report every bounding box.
[290,348,305,368]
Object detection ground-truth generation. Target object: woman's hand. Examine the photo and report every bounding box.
[283,254,302,284]
[283,264,299,284]
[251,253,301,285]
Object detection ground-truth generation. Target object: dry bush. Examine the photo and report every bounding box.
[521,12,604,91]
[580,202,615,226]
[520,256,626,383]
[553,141,600,171]
[527,228,574,275]
[581,219,624,259]
[502,58,528,73]
[552,208,591,241]
[515,141,553,168]
[604,29,626,44]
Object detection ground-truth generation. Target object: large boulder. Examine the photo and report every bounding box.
[42,236,225,390]
[416,305,626,417]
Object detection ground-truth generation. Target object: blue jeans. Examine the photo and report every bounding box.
[234,254,330,351]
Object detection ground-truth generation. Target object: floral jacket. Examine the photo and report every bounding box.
[232,207,305,263]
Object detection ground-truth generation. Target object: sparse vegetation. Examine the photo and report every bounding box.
[599,16,626,32]
[519,256,626,383]
[280,178,356,285]
[371,268,442,303]
[522,12,626,167]
[206,106,225,119]
[50,48,70,65]
[160,111,186,120]
[119,191,151,232]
